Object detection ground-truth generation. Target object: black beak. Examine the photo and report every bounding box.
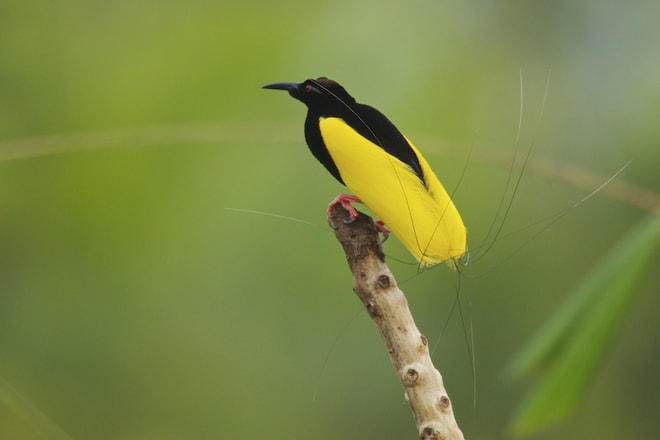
[262,82,299,91]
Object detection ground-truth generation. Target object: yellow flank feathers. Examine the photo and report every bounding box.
[319,116,467,267]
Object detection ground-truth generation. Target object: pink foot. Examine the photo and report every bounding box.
[327,194,390,243]
[373,220,390,242]
[326,194,362,223]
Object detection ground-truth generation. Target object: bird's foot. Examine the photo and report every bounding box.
[373,219,390,244]
[326,194,362,226]
[326,195,389,243]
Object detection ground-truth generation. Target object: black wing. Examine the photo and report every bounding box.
[349,103,426,187]
[301,101,426,188]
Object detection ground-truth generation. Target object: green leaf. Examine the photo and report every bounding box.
[508,214,660,437]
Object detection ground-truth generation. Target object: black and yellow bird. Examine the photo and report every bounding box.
[263,77,466,268]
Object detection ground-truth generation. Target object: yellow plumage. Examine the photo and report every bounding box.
[319,117,466,268]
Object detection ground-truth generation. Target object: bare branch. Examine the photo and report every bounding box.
[330,204,465,440]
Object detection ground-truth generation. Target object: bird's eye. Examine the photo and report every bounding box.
[305,84,313,93]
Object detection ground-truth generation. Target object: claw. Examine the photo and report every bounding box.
[374,219,390,244]
[326,194,362,223]
[326,195,390,244]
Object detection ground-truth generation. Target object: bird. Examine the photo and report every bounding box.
[263,77,466,268]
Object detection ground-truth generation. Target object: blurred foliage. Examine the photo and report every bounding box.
[508,214,660,436]
[0,1,658,439]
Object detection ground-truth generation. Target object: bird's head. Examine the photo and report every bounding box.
[263,77,356,112]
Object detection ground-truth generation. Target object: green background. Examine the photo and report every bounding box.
[1,1,658,439]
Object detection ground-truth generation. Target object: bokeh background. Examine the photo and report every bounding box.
[1,1,658,439]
